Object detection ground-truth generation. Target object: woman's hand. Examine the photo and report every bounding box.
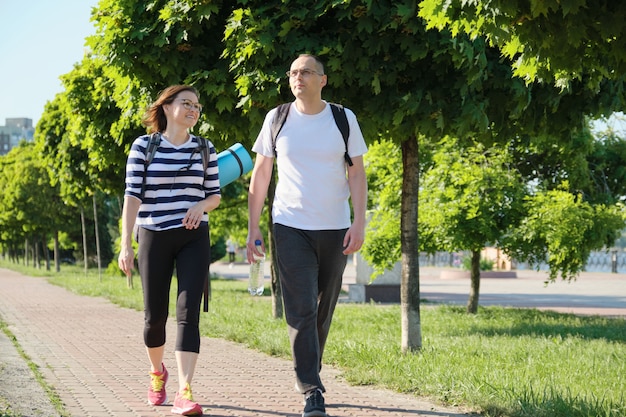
[182,204,205,229]
[118,246,135,278]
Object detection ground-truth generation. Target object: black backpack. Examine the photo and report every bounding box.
[270,102,353,166]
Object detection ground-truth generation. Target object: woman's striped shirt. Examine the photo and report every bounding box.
[124,134,221,231]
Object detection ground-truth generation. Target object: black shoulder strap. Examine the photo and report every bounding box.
[329,103,353,166]
[195,136,210,176]
[144,132,161,166]
[141,133,162,200]
[271,103,291,156]
[271,102,353,166]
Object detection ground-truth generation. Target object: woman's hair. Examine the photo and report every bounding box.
[142,85,200,133]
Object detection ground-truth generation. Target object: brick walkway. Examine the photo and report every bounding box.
[0,268,467,417]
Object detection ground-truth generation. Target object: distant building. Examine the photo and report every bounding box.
[0,118,34,155]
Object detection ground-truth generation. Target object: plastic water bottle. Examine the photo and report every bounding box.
[248,240,265,296]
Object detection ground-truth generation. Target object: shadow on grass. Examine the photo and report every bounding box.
[442,305,626,343]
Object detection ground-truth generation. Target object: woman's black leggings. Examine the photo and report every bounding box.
[137,224,210,353]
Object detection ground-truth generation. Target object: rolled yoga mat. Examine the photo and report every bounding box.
[217,143,253,187]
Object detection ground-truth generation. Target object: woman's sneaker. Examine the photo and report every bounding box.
[171,383,203,415]
[303,389,327,417]
[148,364,168,405]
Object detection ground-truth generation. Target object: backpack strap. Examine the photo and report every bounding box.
[329,103,353,166]
[140,133,162,200]
[271,102,353,166]
[195,136,211,176]
[271,103,291,157]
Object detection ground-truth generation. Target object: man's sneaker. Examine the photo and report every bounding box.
[171,383,203,415]
[302,389,327,417]
[148,364,168,405]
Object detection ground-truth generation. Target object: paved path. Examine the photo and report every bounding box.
[0,267,467,417]
[417,267,626,318]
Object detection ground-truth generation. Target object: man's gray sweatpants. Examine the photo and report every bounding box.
[274,223,348,395]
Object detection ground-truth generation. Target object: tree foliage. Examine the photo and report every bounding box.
[221,1,596,142]
[419,0,626,93]
[60,56,133,196]
[584,127,626,204]
[36,93,93,206]
[420,138,526,254]
[362,139,403,275]
[504,187,625,281]
[89,0,251,146]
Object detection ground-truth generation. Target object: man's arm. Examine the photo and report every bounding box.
[246,154,274,262]
[344,155,368,255]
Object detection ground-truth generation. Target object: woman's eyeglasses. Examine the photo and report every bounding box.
[176,99,203,113]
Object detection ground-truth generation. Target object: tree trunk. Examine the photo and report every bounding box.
[400,136,422,352]
[268,173,283,319]
[93,193,102,281]
[54,231,60,272]
[467,249,481,314]
[81,207,88,275]
[43,234,51,271]
[33,239,39,269]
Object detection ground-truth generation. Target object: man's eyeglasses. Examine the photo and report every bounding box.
[176,99,203,113]
[286,68,323,78]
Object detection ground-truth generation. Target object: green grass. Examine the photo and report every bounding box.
[2,260,625,417]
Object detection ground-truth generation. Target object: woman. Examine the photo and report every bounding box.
[118,85,220,415]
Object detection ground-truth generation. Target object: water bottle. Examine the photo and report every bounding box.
[248,240,265,296]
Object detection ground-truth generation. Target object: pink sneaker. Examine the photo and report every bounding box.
[171,383,203,415]
[147,364,168,405]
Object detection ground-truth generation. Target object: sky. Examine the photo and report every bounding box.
[0,1,98,127]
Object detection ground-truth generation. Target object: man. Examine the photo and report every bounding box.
[247,54,368,417]
[226,238,237,267]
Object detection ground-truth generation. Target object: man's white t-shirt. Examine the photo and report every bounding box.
[252,102,368,230]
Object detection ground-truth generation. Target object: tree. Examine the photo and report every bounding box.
[36,94,100,271]
[0,143,68,269]
[420,138,526,313]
